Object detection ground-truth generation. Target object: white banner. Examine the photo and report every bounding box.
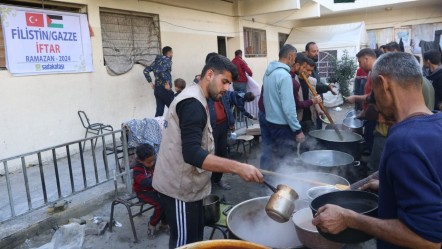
[0,5,93,76]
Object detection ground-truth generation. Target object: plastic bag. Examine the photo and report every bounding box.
[245,74,260,96]
[33,223,85,249]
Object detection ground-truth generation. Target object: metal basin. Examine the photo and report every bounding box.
[203,195,220,226]
[307,186,340,200]
[176,239,269,249]
[227,197,309,248]
[309,130,364,160]
[299,150,359,180]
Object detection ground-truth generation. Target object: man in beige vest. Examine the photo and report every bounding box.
[152,55,263,249]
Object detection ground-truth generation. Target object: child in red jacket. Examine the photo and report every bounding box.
[132,144,168,239]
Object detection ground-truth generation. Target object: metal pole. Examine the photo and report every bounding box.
[121,129,132,193]
[21,157,32,210]
[4,161,16,217]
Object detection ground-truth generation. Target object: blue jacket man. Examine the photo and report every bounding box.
[260,44,304,172]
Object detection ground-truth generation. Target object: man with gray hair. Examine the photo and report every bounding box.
[313,52,442,249]
[259,44,304,171]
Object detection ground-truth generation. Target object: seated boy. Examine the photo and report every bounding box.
[132,143,168,239]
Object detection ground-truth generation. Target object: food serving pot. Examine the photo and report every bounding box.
[307,185,341,200]
[261,172,350,200]
[176,239,269,249]
[309,130,364,160]
[299,150,360,180]
[342,117,364,135]
[203,194,220,226]
[227,196,309,248]
[310,190,378,243]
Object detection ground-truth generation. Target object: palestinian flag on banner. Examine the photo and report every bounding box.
[47,15,63,28]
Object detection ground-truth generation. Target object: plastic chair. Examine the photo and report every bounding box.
[78,111,113,151]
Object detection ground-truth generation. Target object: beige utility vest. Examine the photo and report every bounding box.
[152,84,215,202]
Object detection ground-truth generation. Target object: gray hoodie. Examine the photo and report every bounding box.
[262,61,301,133]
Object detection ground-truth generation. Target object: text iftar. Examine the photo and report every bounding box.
[11,27,78,53]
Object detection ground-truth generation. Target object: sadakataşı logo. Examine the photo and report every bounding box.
[35,64,65,70]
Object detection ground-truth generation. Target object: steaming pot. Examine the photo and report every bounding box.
[309,130,364,160]
[227,197,308,248]
[299,150,360,180]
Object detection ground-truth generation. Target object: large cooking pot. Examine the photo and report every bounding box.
[310,191,378,243]
[309,130,364,160]
[176,239,269,249]
[307,186,340,200]
[300,150,360,180]
[267,172,350,200]
[227,197,309,248]
[203,195,220,226]
[342,117,364,135]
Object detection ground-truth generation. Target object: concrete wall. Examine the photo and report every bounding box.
[0,0,288,171]
[293,4,442,30]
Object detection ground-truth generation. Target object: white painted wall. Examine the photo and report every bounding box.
[293,4,442,30]
[0,0,287,171]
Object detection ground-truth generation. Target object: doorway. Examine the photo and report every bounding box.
[217,36,227,56]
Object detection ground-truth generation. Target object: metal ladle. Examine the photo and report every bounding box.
[263,180,299,223]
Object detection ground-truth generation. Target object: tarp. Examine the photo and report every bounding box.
[285,22,369,58]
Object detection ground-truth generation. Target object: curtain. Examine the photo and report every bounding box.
[100,12,161,75]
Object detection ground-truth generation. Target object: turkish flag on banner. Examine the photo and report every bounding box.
[25,12,44,27]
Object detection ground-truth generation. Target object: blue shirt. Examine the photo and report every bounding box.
[378,112,442,249]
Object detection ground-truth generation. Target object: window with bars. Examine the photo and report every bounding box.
[99,9,161,75]
[243,27,267,58]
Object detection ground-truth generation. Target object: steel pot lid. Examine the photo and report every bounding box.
[343,117,363,129]
[300,150,354,167]
[309,129,363,143]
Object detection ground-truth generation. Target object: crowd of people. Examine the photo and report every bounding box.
[135,42,441,249]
